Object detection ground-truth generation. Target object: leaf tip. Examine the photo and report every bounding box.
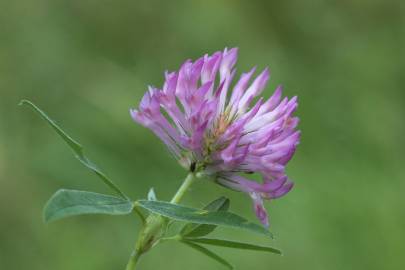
[42,214,51,224]
[42,206,53,224]
[19,99,31,106]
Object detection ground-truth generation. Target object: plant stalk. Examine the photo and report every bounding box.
[170,172,196,204]
[125,172,196,270]
[125,250,141,270]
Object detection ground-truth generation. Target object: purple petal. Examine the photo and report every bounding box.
[220,137,239,164]
[201,52,222,84]
[257,85,283,116]
[250,192,269,227]
[238,68,270,111]
[220,47,238,80]
[263,175,288,191]
[269,181,294,199]
[229,67,257,109]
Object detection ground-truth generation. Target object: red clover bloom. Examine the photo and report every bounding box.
[131,48,300,227]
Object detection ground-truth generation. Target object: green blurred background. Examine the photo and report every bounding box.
[1,0,404,269]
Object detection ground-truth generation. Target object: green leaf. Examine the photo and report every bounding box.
[44,189,134,223]
[136,200,273,238]
[187,238,282,255]
[181,240,233,269]
[19,100,128,199]
[147,187,157,201]
[180,196,230,238]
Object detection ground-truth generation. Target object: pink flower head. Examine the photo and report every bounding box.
[131,48,300,227]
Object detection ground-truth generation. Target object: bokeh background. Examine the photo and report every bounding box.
[1,0,404,269]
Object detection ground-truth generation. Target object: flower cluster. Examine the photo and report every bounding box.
[131,48,300,227]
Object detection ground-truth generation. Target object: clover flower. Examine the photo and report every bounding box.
[131,48,300,227]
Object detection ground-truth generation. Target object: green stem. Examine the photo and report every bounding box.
[124,172,196,270]
[133,206,146,225]
[170,172,196,204]
[125,250,141,270]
